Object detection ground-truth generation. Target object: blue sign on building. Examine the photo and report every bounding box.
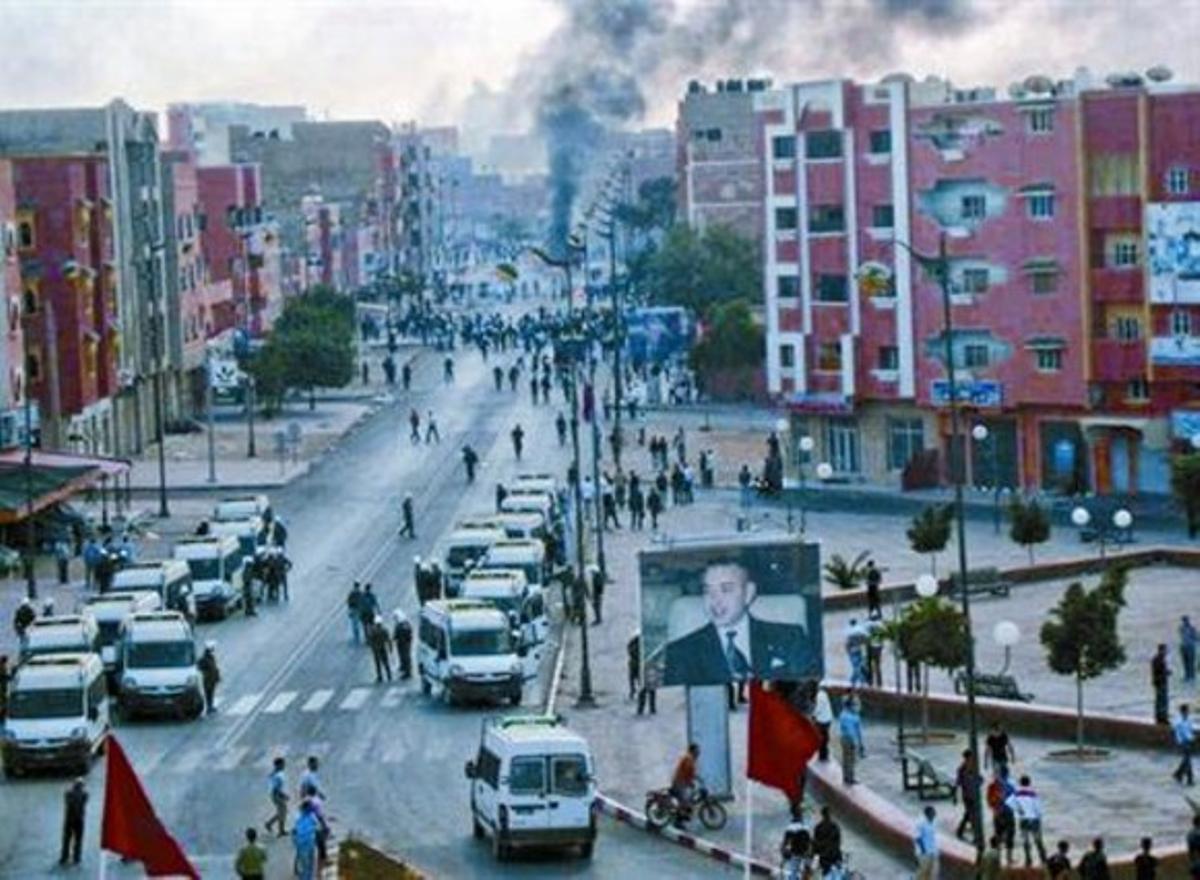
[930,379,1003,408]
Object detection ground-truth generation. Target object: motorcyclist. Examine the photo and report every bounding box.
[780,811,814,880]
[669,743,700,824]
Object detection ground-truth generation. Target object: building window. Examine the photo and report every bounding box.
[21,280,38,315]
[779,344,795,368]
[826,418,860,473]
[1114,315,1142,341]
[960,268,990,294]
[868,130,892,155]
[777,276,799,300]
[26,350,41,382]
[1108,237,1140,268]
[877,346,899,370]
[815,274,848,303]
[772,135,796,160]
[775,207,798,231]
[1030,271,1058,295]
[1171,310,1192,337]
[963,343,990,368]
[1167,167,1190,196]
[871,204,895,229]
[805,131,843,160]
[1028,108,1054,134]
[16,214,34,251]
[816,342,842,372]
[1034,348,1063,371]
[809,204,845,234]
[887,418,924,471]
[960,194,987,221]
[1125,377,1150,402]
[1027,193,1055,220]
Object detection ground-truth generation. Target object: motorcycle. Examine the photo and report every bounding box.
[644,785,727,831]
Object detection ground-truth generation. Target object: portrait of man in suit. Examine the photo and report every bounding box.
[662,556,817,687]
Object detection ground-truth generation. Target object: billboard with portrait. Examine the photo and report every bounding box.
[1147,202,1200,304]
[639,536,823,688]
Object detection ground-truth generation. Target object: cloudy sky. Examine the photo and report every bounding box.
[0,0,1195,142]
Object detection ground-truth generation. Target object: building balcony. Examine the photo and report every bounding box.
[1090,267,1143,303]
[1088,196,1142,231]
[1092,338,1147,382]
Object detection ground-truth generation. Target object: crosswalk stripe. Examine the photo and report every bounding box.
[171,748,211,775]
[301,689,335,712]
[214,746,249,771]
[262,691,298,714]
[225,693,262,717]
[380,687,406,708]
[380,734,408,764]
[256,744,288,769]
[338,688,372,711]
[339,734,373,765]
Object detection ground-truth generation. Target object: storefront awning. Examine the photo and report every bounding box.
[0,450,130,524]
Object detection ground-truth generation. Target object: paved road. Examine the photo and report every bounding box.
[0,341,730,879]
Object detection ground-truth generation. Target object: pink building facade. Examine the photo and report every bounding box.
[760,72,1200,494]
[0,160,26,446]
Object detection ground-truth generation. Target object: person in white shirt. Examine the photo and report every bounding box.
[1173,703,1195,786]
[913,805,939,879]
[1005,775,1047,867]
[812,683,834,761]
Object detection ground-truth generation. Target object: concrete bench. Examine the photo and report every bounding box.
[954,671,1034,702]
[897,751,957,802]
[950,566,1011,598]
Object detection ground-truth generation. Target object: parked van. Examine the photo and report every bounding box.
[465,714,597,860]
[441,526,507,591]
[2,653,110,777]
[487,512,548,542]
[209,515,266,567]
[115,611,204,719]
[213,493,271,522]
[111,560,195,620]
[80,591,162,671]
[21,615,100,662]
[510,473,560,498]
[477,540,548,589]
[458,569,547,657]
[418,600,526,706]
[500,492,557,529]
[172,536,243,620]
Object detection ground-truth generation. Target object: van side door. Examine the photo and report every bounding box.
[503,755,550,834]
[548,753,593,831]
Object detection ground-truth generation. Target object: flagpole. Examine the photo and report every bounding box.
[743,775,753,879]
[97,849,107,880]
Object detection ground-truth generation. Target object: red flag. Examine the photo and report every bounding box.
[101,736,200,878]
[747,681,821,802]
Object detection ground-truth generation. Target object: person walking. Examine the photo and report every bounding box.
[838,697,864,785]
[462,445,478,483]
[813,683,833,761]
[954,750,982,841]
[1007,774,1048,867]
[738,464,752,508]
[1154,643,1172,725]
[913,805,939,880]
[1134,837,1158,880]
[1183,616,1198,684]
[493,364,503,391]
[198,641,221,713]
[264,757,289,837]
[291,799,320,880]
[408,408,421,444]
[812,806,842,875]
[647,488,663,530]
[1046,840,1072,878]
[346,582,364,645]
[627,633,641,701]
[589,565,604,625]
[234,827,268,879]
[555,412,567,446]
[1079,837,1111,880]
[510,424,524,460]
[864,559,882,617]
[984,720,1016,779]
[602,489,621,530]
[368,616,393,683]
[424,411,440,444]
[299,756,323,801]
[13,598,35,652]
[392,609,413,679]
[1174,703,1195,786]
[398,494,415,539]
[628,482,645,530]
[637,655,659,716]
[359,584,380,627]
[59,778,87,866]
[986,770,1016,866]
[401,361,411,391]
[54,537,70,585]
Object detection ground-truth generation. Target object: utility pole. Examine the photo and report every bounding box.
[566,349,595,707]
[21,306,36,600]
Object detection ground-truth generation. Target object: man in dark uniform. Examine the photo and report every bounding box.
[60,778,87,865]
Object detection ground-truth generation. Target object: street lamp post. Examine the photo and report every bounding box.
[797,435,815,533]
[972,423,1001,534]
[20,304,36,600]
[774,418,793,531]
[565,351,596,708]
[993,620,1021,675]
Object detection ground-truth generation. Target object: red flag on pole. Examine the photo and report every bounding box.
[747,681,821,802]
[101,735,200,878]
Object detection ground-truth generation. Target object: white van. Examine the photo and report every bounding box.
[213,493,271,522]
[418,600,526,706]
[459,569,547,660]
[2,653,110,777]
[488,512,548,542]
[465,714,597,860]
[115,611,204,719]
[510,473,560,498]
[441,526,507,591]
[500,492,557,529]
[80,591,162,671]
[22,615,100,662]
[209,515,266,567]
[111,560,195,620]
[478,540,548,589]
[172,536,244,620]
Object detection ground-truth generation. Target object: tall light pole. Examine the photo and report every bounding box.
[971,423,1001,534]
[141,194,169,518]
[20,303,36,600]
[562,339,595,707]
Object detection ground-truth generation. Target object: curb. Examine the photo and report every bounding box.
[593,794,777,876]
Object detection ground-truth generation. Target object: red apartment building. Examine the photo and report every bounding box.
[0,160,25,445]
[9,155,118,453]
[757,70,1200,495]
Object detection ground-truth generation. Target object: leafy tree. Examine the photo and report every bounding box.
[1009,497,1051,564]
[615,176,677,234]
[1172,453,1200,539]
[907,505,953,575]
[1039,567,1127,753]
[687,299,764,399]
[823,550,871,591]
[639,224,760,316]
[883,597,970,739]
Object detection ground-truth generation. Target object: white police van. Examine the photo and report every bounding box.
[465,714,597,860]
[115,611,205,720]
[172,535,244,620]
[440,526,507,592]
[477,539,548,589]
[213,493,271,522]
[418,600,526,706]
[458,569,547,674]
[80,591,162,673]
[2,653,109,777]
[22,615,100,662]
[111,560,195,620]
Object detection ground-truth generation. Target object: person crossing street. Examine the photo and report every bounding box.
[198,641,221,713]
[511,423,524,459]
[59,778,87,866]
[425,410,440,444]
[393,609,413,679]
[408,409,421,444]
[398,493,415,539]
[368,616,393,683]
[265,757,289,837]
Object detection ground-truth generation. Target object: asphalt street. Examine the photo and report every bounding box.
[0,339,731,878]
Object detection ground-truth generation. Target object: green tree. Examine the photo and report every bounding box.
[907,505,953,575]
[1009,497,1051,564]
[1172,453,1200,539]
[615,176,677,234]
[823,550,871,591]
[640,224,760,316]
[884,597,970,739]
[1039,567,1127,753]
[687,299,764,400]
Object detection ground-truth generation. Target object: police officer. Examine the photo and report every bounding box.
[392,610,413,679]
[60,778,87,865]
[198,641,221,713]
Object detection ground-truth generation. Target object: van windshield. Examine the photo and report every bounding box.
[551,755,589,796]
[450,627,512,657]
[185,558,220,581]
[127,641,194,669]
[9,688,82,719]
[465,592,517,615]
[447,545,486,569]
[26,637,88,657]
[96,620,123,646]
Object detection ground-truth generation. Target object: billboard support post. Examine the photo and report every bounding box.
[685,685,732,799]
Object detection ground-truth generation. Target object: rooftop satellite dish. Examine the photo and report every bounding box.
[1023,75,1054,94]
[1146,65,1173,83]
[1106,72,1144,88]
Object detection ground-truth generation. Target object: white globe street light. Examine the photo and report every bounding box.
[1113,508,1133,530]
[971,424,989,442]
[799,435,815,453]
[915,573,939,598]
[993,620,1021,674]
[1071,506,1091,528]
[775,417,789,435]
[815,462,834,481]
